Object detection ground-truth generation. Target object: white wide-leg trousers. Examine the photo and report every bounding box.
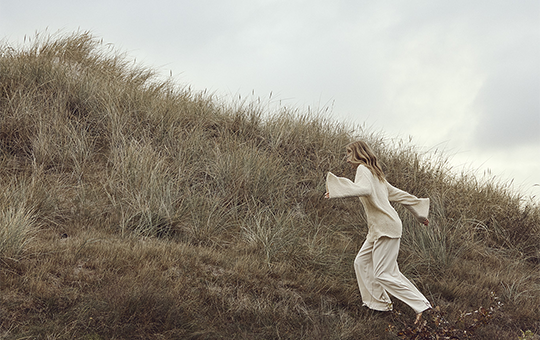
[354,236,431,314]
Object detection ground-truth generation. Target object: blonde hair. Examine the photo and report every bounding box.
[346,141,385,181]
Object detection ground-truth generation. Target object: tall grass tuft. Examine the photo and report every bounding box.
[0,205,37,259]
[0,179,41,259]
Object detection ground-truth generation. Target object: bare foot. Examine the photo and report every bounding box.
[414,312,422,325]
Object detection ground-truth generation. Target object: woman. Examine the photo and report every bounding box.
[325,141,431,324]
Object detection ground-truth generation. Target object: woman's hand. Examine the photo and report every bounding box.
[416,216,429,226]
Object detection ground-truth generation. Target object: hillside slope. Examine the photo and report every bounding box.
[1,32,539,339]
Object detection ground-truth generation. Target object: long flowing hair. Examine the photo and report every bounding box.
[346,141,385,181]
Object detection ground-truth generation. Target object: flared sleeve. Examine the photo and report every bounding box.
[326,171,372,198]
[386,183,430,222]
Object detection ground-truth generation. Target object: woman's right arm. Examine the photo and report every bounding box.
[325,169,372,199]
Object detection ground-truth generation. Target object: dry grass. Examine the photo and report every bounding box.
[0,31,539,339]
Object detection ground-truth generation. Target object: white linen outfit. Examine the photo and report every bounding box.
[326,165,432,314]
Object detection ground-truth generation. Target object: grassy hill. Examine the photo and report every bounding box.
[1,32,539,339]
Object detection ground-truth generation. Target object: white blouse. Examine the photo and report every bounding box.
[326,165,429,242]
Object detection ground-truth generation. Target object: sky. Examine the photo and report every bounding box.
[1,0,539,201]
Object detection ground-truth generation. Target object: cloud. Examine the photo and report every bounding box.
[473,70,539,149]
[471,31,540,150]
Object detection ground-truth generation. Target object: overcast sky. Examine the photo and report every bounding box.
[1,0,539,200]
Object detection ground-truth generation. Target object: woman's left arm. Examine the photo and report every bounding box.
[387,183,430,225]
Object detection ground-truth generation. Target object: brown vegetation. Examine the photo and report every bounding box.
[0,32,539,339]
